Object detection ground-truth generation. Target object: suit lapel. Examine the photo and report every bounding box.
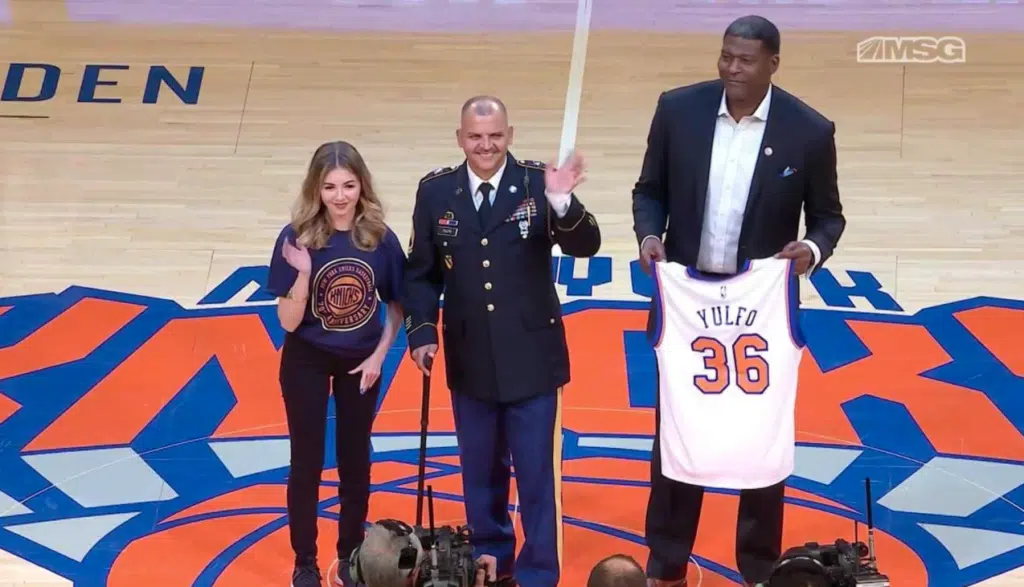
[694,81,724,224]
[451,163,481,235]
[741,89,786,223]
[485,153,527,234]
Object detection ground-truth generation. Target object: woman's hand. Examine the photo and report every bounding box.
[282,239,312,274]
[349,351,384,393]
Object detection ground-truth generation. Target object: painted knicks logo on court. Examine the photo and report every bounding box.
[313,257,378,331]
[0,261,1022,587]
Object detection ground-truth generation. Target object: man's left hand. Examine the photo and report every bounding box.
[775,241,813,275]
[544,150,586,196]
[474,554,498,586]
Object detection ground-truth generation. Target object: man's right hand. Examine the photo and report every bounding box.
[411,344,438,376]
[639,236,666,274]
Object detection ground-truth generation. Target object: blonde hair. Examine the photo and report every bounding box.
[291,141,387,251]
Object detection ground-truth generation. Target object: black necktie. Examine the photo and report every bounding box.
[478,182,493,226]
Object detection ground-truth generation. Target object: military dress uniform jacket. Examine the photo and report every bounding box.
[401,153,602,404]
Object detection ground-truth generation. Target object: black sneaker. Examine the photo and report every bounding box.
[291,562,322,587]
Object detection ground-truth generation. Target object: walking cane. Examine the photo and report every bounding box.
[415,356,433,528]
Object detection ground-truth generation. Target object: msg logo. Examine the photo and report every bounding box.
[856,36,966,64]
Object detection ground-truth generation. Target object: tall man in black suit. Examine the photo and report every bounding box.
[630,15,846,587]
[402,95,601,587]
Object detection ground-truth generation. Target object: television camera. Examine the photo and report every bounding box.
[353,357,491,587]
[768,478,890,587]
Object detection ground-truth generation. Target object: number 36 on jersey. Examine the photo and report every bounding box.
[649,257,806,397]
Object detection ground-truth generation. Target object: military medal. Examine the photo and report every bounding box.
[505,194,536,239]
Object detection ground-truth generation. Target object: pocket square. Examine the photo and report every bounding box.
[780,166,797,178]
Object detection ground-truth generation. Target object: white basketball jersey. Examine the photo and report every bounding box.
[650,257,806,489]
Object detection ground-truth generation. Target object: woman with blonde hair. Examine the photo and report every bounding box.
[266,140,406,587]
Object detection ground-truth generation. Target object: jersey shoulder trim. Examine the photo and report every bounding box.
[420,165,458,183]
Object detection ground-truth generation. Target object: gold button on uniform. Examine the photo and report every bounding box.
[485,282,492,290]
[487,304,495,312]
[481,238,488,246]
[482,260,490,268]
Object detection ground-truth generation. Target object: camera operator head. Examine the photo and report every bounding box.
[586,554,646,587]
[351,520,425,587]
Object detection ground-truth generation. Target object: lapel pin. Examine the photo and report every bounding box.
[764,147,773,156]
[510,185,517,194]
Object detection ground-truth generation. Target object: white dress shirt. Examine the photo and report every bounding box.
[643,85,820,275]
[696,86,773,274]
[467,159,505,211]
[467,159,570,218]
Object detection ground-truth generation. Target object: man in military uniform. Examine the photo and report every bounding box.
[400,95,601,587]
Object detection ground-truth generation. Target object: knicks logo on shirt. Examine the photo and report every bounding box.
[312,257,378,331]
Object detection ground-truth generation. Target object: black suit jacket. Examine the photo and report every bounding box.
[401,152,601,404]
[631,80,845,272]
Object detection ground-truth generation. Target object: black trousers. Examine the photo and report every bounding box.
[644,357,785,584]
[645,433,786,584]
[279,332,380,567]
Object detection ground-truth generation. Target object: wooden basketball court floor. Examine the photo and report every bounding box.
[1,1,1023,586]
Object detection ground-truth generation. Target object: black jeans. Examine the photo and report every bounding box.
[279,332,380,566]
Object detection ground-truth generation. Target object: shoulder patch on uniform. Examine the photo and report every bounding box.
[517,159,547,170]
[420,165,457,183]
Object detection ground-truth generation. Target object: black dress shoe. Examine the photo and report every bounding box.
[646,579,687,587]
